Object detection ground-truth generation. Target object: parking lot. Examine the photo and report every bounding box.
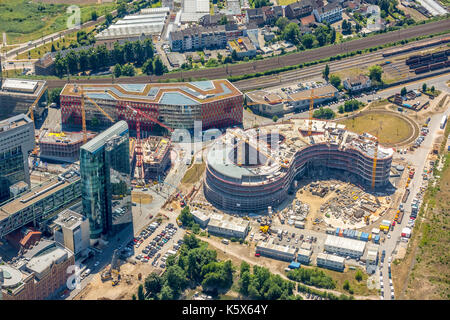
[131,220,184,270]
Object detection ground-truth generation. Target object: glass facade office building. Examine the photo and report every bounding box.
[80,121,132,239]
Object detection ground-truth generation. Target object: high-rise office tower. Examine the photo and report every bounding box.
[80,121,132,239]
[0,114,35,203]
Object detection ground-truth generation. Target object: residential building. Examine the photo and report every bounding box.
[52,209,90,256]
[199,13,226,26]
[343,74,372,92]
[0,170,81,238]
[285,0,318,19]
[207,214,249,239]
[316,252,345,271]
[245,8,264,26]
[313,2,343,24]
[324,235,366,258]
[256,238,297,261]
[300,14,316,26]
[0,114,35,203]
[80,121,132,240]
[262,6,284,25]
[228,37,257,59]
[0,240,75,300]
[225,23,244,40]
[169,25,227,52]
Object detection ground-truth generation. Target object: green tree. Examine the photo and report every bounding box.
[343,280,350,291]
[338,105,344,113]
[231,49,238,61]
[91,11,98,21]
[153,56,166,75]
[400,87,407,96]
[142,58,154,75]
[49,88,62,107]
[159,284,174,300]
[143,38,154,60]
[105,13,113,25]
[431,86,435,92]
[121,63,135,76]
[132,294,136,300]
[329,74,341,88]
[118,2,127,17]
[355,270,363,282]
[239,271,251,296]
[272,115,278,122]
[192,223,200,234]
[145,272,163,297]
[276,17,289,31]
[240,261,250,277]
[165,265,188,294]
[138,284,145,300]
[301,34,315,49]
[178,206,194,227]
[323,64,330,81]
[368,65,383,82]
[284,23,301,45]
[313,107,335,120]
[114,63,122,78]
[422,83,427,92]
[219,15,228,25]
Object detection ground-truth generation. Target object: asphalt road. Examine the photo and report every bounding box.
[43,19,450,89]
[378,90,449,300]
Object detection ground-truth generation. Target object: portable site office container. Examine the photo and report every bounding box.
[374,235,380,243]
[336,228,340,236]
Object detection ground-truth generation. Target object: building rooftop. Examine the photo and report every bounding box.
[256,238,297,255]
[0,78,47,98]
[207,214,249,233]
[317,252,345,264]
[325,235,367,253]
[0,265,23,288]
[61,80,242,106]
[0,114,33,133]
[39,130,96,145]
[246,90,284,105]
[288,84,338,101]
[142,136,171,164]
[0,170,80,219]
[80,121,128,154]
[53,209,86,231]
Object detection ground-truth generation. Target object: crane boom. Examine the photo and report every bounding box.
[125,105,173,133]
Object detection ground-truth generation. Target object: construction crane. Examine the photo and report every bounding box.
[125,105,174,186]
[27,84,48,157]
[305,89,335,136]
[80,86,87,145]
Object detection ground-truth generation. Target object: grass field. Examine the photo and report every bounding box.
[320,268,379,297]
[181,162,206,185]
[339,112,413,145]
[277,0,298,5]
[0,0,116,45]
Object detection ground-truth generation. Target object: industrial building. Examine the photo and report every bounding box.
[139,136,171,179]
[0,239,75,300]
[51,209,90,257]
[287,85,339,111]
[0,114,35,203]
[0,170,81,238]
[255,238,297,261]
[95,8,170,42]
[80,121,132,240]
[297,248,312,265]
[39,131,97,163]
[0,79,48,122]
[204,119,393,212]
[60,80,243,131]
[206,213,249,239]
[316,252,345,271]
[324,235,367,258]
[181,0,210,22]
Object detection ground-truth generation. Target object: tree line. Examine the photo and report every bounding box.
[54,38,166,78]
[135,234,233,300]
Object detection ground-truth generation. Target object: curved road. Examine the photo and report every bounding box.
[44,18,450,89]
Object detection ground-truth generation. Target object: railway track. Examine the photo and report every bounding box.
[44,19,450,89]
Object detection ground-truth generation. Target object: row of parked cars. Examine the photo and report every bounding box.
[136,223,179,268]
[133,221,162,248]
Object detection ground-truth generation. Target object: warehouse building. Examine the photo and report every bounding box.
[316,252,345,271]
[207,214,249,239]
[95,9,170,42]
[324,235,367,258]
[60,80,243,131]
[297,248,312,265]
[256,238,297,262]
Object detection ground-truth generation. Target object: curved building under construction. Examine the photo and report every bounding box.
[204,119,393,212]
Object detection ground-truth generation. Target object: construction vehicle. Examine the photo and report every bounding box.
[260,225,269,233]
[101,249,121,285]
